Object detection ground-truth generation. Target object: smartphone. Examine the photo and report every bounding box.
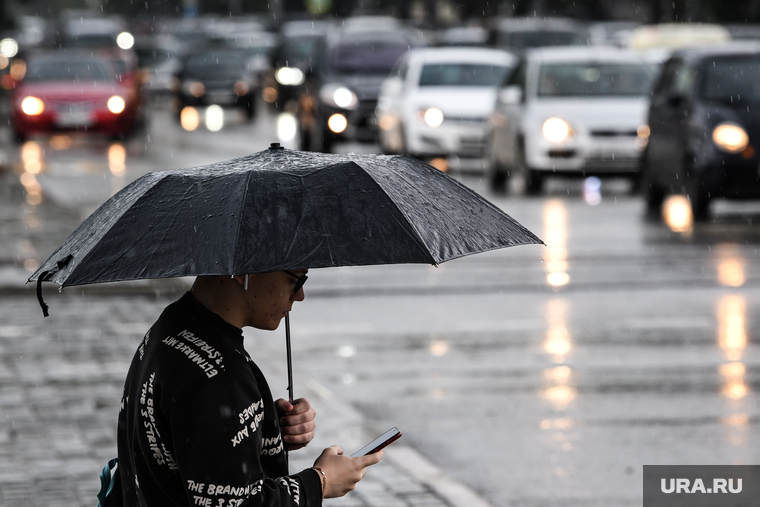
[350,427,402,457]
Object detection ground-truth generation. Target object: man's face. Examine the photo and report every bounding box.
[239,270,307,330]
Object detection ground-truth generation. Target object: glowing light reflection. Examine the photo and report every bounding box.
[716,245,745,288]
[277,112,298,143]
[180,107,200,131]
[663,195,693,234]
[543,200,569,287]
[108,143,126,177]
[205,105,224,132]
[429,340,449,357]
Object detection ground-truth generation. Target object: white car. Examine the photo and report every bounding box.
[488,45,666,193]
[376,47,516,167]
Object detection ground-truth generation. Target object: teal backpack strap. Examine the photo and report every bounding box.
[96,458,119,507]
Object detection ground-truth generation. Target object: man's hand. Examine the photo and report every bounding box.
[313,446,383,498]
[275,398,316,451]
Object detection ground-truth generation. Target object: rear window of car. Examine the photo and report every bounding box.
[418,63,511,87]
[537,63,656,97]
[183,54,244,78]
[329,41,411,75]
[25,59,113,82]
[700,56,760,106]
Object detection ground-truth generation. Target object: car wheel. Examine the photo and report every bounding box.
[641,154,665,219]
[245,98,256,122]
[517,142,542,196]
[686,175,710,222]
[487,148,509,194]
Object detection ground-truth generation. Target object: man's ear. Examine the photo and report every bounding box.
[233,275,247,289]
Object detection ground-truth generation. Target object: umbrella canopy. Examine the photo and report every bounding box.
[29,145,542,310]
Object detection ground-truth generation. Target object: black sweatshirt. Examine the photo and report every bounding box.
[117,292,322,507]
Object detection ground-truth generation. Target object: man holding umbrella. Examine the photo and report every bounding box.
[30,146,542,506]
[115,269,380,506]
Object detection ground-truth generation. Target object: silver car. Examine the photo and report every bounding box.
[377,47,516,169]
[487,45,665,193]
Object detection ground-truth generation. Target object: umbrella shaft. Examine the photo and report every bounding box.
[286,313,294,403]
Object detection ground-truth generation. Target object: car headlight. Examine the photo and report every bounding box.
[20,96,44,115]
[712,122,749,153]
[542,117,572,143]
[107,96,126,114]
[275,67,305,86]
[183,81,205,97]
[419,107,443,128]
[320,84,358,110]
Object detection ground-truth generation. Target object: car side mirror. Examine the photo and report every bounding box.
[499,85,523,105]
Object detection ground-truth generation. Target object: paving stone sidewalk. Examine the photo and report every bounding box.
[0,286,491,507]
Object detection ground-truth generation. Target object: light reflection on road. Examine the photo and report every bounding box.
[716,244,746,288]
[543,199,569,288]
[542,298,575,411]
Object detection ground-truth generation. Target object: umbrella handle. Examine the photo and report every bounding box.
[286,312,294,404]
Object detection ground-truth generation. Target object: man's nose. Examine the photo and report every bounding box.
[292,287,305,302]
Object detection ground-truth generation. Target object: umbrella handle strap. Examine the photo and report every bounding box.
[36,273,50,318]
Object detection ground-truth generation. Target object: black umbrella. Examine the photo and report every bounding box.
[29,144,543,399]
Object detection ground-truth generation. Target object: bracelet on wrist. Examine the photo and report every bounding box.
[312,466,326,500]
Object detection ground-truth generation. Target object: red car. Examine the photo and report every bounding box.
[11,51,141,142]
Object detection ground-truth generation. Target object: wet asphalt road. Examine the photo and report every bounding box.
[3,95,760,506]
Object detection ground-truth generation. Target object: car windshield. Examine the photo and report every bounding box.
[277,37,322,64]
[700,56,760,106]
[419,63,510,87]
[537,62,656,97]
[330,40,410,75]
[25,59,114,82]
[499,30,582,49]
[184,54,243,78]
[135,48,179,68]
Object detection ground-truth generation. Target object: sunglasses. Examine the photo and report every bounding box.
[284,270,308,294]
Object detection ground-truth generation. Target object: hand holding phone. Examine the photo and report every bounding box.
[350,427,402,457]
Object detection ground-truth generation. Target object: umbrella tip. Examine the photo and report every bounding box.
[269,143,284,151]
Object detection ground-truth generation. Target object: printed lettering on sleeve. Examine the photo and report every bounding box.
[232,400,264,448]
[139,372,179,470]
[186,478,264,507]
[162,329,225,378]
[138,329,151,360]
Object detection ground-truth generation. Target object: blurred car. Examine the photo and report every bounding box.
[588,21,640,47]
[175,49,258,121]
[266,20,331,108]
[488,46,663,193]
[299,25,425,152]
[11,51,140,142]
[490,17,586,52]
[627,23,731,50]
[642,43,760,220]
[436,26,490,47]
[376,47,516,164]
[133,34,184,95]
[59,13,128,48]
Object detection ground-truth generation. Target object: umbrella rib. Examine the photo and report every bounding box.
[232,170,253,274]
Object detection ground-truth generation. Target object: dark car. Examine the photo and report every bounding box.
[299,22,424,152]
[266,20,330,109]
[642,43,760,220]
[490,17,586,53]
[175,50,258,121]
